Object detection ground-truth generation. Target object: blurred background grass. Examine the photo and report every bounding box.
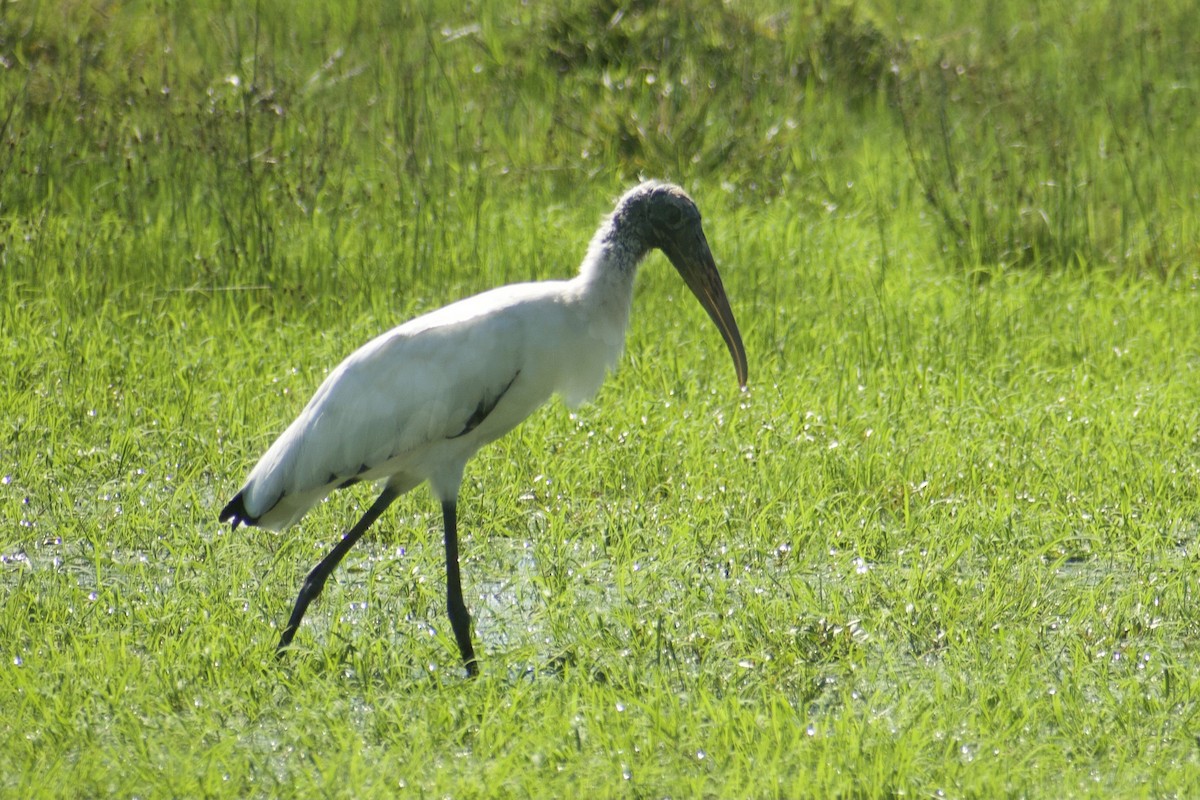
[3,0,1195,306]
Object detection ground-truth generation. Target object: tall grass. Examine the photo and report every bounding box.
[893,0,1197,273]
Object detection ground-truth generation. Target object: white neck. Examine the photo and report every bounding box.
[572,215,648,314]
[547,217,650,408]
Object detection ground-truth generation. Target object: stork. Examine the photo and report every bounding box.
[219,180,748,675]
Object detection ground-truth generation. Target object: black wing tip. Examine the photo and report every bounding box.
[219,491,259,530]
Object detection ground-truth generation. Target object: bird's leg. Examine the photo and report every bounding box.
[441,499,478,676]
[277,486,400,656]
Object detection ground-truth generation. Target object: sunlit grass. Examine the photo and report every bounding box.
[3,0,1199,796]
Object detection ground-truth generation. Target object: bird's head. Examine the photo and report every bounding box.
[614,181,749,389]
[614,180,702,251]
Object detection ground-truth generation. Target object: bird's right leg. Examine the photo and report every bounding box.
[441,499,478,677]
[277,486,400,656]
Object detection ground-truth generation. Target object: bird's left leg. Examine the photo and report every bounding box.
[277,486,400,656]
[441,499,478,676]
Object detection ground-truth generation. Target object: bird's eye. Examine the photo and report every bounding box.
[650,202,685,229]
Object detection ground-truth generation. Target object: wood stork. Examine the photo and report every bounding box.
[219,180,748,675]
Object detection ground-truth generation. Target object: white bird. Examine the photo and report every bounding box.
[220,180,748,675]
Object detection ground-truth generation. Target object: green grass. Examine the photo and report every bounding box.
[3,0,1199,796]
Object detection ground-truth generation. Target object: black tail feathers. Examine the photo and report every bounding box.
[219,491,259,530]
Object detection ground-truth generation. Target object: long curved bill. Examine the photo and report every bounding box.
[665,231,749,389]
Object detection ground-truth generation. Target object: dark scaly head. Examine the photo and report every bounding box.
[612,181,749,389]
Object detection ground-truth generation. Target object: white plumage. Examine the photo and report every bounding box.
[220,180,747,675]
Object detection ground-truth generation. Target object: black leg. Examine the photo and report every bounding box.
[277,486,400,656]
[442,499,478,676]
